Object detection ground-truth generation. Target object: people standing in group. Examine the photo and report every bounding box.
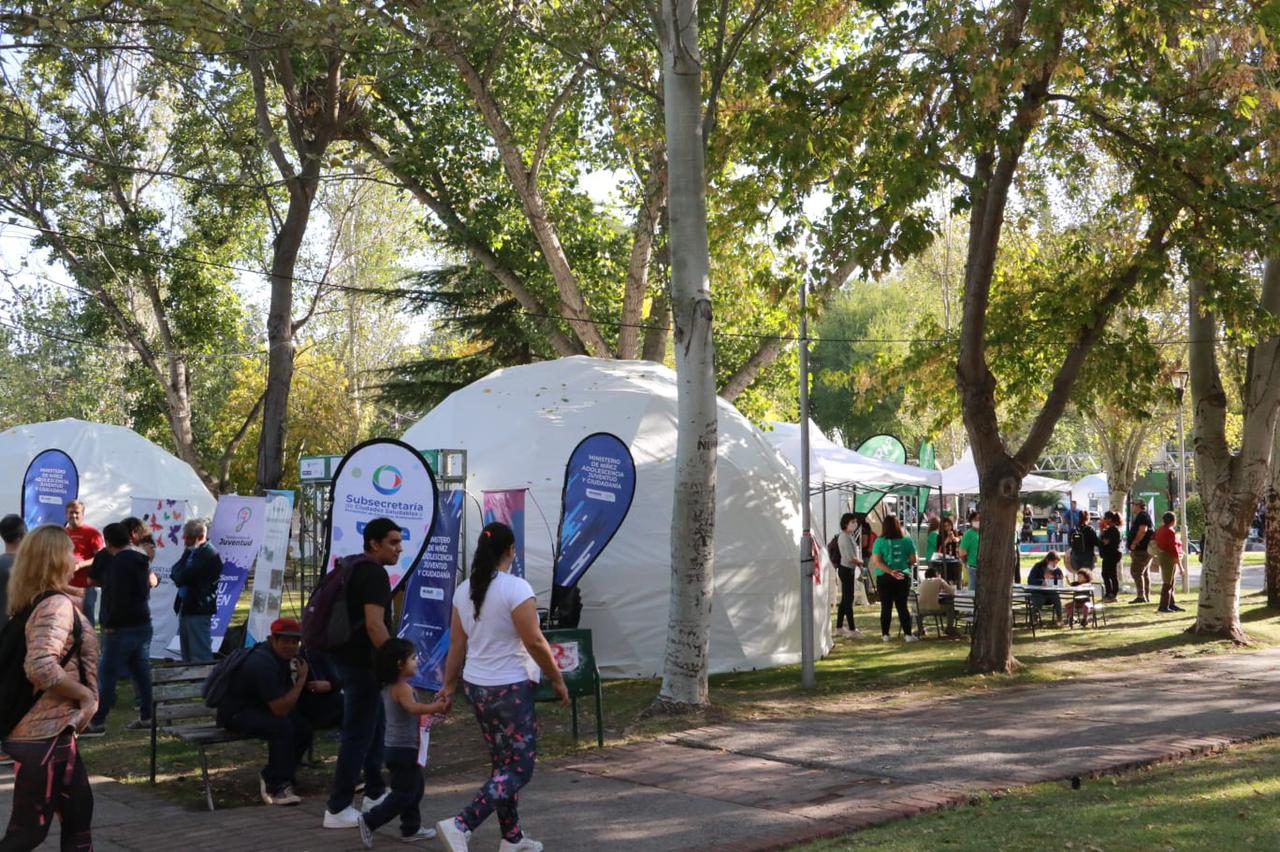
[64,501,103,628]
[0,514,26,630]
[1098,511,1123,603]
[323,517,403,830]
[216,618,338,807]
[1,525,99,851]
[1127,499,1155,604]
[171,519,224,663]
[1153,512,1185,614]
[434,522,569,852]
[1066,510,1099,573]
[86,522,158,736]
[958,511,981,592]
[870,514,917,643]
[835,513,864,637]
[358,638,452,847]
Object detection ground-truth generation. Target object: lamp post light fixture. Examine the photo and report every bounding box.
[1172,370,1191,595]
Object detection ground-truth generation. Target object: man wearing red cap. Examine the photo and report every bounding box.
[215,617,335,806]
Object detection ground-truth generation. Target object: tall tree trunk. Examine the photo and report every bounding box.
[970,467,1021,673]
[656,0,718,708]
[1189,259,1280,642]
[643,288,672,363]
[618,151,667,359]
[257,161,319,491]
[1265,480,1280,608]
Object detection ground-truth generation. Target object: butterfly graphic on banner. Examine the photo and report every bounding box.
[142,499,187,549]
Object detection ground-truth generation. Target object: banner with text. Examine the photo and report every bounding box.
[400,490,464,692]
[22,449,78,528]
[247,490,295,645]
[201,495,266,653]
[132,498,190,659]
[326,439,439,590]
[482,489,526,579]
[554,432,637,590]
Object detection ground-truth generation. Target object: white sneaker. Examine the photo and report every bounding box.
[399,827,438,843]
[881,634,891,642]
[904,634,920,643]
[435,819,471,852]
[499,837,544,852]
[324,806,362,829]
[836,627,853,637]
[362,791,391,813]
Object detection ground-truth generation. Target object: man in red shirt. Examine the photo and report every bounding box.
[65,499,105,626]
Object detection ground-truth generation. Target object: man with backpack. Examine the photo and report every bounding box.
[313,517,402,830]
[1066,510,1099,573]
[212,618,335,806]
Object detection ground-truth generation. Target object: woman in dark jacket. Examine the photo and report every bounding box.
[1098,511,1123,603]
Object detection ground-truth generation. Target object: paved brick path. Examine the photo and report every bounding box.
[4,648,1279,851]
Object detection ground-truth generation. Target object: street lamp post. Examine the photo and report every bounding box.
[1173,370,1191,596]
[798,279,815,689]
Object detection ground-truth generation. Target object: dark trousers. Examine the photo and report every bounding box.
[1101,559,1120,598]
[457,681,538,843]
[363,746,423,837]
[326,665,386,813]
[876,573,912,636]
[93,623,153,725]
[0,732,93,852]
[226,708,314,792]
[836,565,856,630]
[1030,590,1063,621]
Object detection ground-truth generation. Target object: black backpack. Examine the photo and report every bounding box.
[0,591,85,738]
[1069,526,1086,554]
[202,645,255,710]
[827,535,843,567]
[301,555,364,653]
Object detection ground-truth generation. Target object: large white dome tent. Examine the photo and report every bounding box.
[401,357,833,678]
[0,418,216,527]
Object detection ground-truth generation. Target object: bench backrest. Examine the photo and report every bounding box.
[151,662,218,726]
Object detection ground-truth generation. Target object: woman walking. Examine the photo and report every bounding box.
[834,513,864,637]
[434,523,569,852]
[870,515,917,642]
[1,525,99,852]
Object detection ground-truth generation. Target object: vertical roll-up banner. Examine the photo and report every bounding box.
[133,498,190,658]
[481,489,527,579]
[247,490,295,645]
[197,495,267,654]
[401,490,464,692]
[553,432,637,594]
[325,439,439,591]
[21,449,79,528]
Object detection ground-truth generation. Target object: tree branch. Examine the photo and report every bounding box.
[217,389,266,493]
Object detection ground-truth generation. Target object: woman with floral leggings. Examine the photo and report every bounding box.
[435,523,569,852]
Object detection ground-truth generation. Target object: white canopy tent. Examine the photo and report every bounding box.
[940,448,1072,495]
[764,421,942,490]
[402,357,833,679]
[0,418,216,527]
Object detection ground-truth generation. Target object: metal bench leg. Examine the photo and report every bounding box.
[150,709,158,785]
[570,695,579,744]
[199,744,215,812]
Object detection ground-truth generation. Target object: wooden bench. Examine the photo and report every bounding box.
[149,662,253,811]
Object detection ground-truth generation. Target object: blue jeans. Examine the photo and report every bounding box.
[967,566,978,592]
[179,614,213,662]
[93,623,153,725]
[326,665,386,813]
[82,586,98,628]
[363,746,423,837]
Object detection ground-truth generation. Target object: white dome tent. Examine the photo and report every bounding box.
[1070,473,1110,515]
[0,419,216,527]
[402,357,833,679]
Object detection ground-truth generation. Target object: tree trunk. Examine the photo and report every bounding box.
[1266,481,1280,608]
[618,152,667,360]
[656,0,718,709]
[1193,455,1249,643]
[643,288,672,363]
[256,163,319,491]
[967,455,1023,673]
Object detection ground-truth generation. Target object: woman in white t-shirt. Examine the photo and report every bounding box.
[434,523,568,852]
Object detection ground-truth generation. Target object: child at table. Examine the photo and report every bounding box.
[1065,566,1095,627]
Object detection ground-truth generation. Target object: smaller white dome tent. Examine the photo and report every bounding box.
[1070,473,1110,515]
[402,357,833,678]
[0,419,216,527]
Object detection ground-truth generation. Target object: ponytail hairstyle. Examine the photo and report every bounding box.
[470,521,516,619]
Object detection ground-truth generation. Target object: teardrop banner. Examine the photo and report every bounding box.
[325,438,439,591]
[21,448,79,528]
[854,433,907,515]
[552,432,637,614]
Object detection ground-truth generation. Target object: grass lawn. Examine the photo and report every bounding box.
[797,736,1280,851]
[79,571,1280,810]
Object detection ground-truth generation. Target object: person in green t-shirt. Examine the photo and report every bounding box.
[958,510,981,592]
[870,515,918,642]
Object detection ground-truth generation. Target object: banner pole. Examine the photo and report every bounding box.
[799,279,815,690]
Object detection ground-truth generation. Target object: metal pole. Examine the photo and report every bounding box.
[1177,391,1191,595]
[799,279,816,689]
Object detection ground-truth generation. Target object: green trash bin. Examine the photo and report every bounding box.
[534,628,605,748]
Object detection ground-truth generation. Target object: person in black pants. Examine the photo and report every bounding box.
[834,513,864,636]
[1098,511,1123,602]
[869,514,917,642]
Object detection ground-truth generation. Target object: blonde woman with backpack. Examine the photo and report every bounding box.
[1,525,99,851]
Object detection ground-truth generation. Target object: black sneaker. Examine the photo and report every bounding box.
[1157,607,1172,613]
[1168,604,1186,612]
[81,723,106,738]
[124,718,152,731]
